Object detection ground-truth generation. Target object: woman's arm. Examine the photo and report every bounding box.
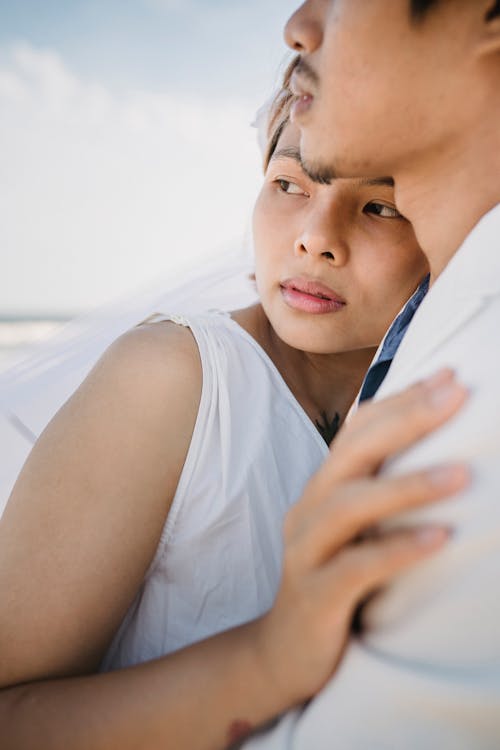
[0,321,201,687]
[0,360,468,750]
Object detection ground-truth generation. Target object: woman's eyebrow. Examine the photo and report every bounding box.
[269,152,394,189]
[269,153,394,190]
[270,147,302,164]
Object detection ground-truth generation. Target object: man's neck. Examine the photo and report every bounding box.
[393,119,500,283]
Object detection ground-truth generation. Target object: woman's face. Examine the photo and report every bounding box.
[252,123,428,355]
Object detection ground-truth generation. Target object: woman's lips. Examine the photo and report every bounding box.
[280,279,346,315]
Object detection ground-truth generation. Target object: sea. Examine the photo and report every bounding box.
[0,250,257,377]
[0,314,71,374]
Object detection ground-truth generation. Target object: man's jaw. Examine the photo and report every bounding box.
[301,155,338,185]
[290,58,338,184]
[300,133,385,185]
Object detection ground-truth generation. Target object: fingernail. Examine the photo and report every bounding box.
[428,381,461,408]
[423,368,454,390]
[415,526,450,547]
[427,464,469,487]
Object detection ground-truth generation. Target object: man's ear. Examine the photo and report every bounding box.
[475,0,500,57]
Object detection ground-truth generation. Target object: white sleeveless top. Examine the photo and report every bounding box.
[101,310,328,671]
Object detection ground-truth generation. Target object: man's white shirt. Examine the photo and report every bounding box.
[244,203,500,749]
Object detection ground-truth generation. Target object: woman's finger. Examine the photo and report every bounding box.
[318,524,450,613]
[306,369,467,504]
[285,462,468,569]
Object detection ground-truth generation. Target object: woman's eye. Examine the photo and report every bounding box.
[364,202,402,218]
[277,179,306,196]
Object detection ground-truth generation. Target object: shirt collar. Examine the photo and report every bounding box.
[358,275,430,402]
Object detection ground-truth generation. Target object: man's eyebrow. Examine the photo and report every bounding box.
[270,147,303,164]
[357,177,395,188]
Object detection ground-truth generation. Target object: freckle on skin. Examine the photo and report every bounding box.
[227,719,253,745]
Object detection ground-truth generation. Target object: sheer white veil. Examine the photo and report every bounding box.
[0,245,260,511]
[0,110,272,510]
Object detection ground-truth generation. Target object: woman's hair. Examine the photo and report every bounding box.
[262,56,300,171]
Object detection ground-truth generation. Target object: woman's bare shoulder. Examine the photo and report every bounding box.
[98,319,202,396]
[0,321,202,687]
[60,319,203,465]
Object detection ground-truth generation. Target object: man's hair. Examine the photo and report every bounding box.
[411,0,500,21]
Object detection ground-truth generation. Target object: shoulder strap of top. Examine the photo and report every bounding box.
[139,311,192,328]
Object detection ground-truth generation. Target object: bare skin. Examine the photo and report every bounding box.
[284,0,500,278]
[0,88,463,749]
[232,304,372,434]
[231,122,428,434]
[0,327,467,750]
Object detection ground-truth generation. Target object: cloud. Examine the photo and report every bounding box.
[0,43,263,313]
[139,0,296,100]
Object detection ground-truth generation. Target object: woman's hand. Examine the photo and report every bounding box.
[250,368,468,708]
[0,368,469,750]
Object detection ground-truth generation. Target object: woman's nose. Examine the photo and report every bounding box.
[294,225,347,265]
[284,1,323,54]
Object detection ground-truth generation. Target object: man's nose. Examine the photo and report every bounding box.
[284,1,323,54]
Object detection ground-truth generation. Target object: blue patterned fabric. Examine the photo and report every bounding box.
[358,275,430,403]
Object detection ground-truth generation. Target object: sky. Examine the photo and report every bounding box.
[0,0,298,314]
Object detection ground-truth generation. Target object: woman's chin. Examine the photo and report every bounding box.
[275,325,343,357]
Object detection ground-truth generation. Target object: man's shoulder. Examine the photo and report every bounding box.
[378,205,500,395]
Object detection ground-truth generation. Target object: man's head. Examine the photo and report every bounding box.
[284,0,500,183]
